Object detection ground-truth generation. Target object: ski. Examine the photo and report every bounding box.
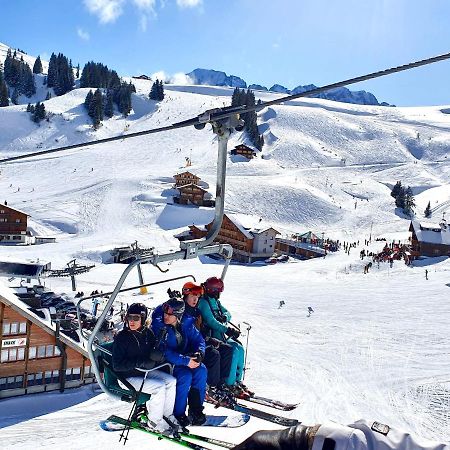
[205,398,299,427]
[100,415,208,449]
[236,393,299,411]
[101,415,236,449]
[197,413,250,428]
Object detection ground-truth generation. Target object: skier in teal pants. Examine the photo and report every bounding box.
[197,277,245,389]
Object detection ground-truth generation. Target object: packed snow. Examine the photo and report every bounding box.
[0,52,450,448]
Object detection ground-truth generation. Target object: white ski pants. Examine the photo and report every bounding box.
[125,370,177,424]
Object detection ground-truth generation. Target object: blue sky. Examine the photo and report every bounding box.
[1,0,450,106]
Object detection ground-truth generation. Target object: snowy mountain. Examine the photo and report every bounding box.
[0,46,450,449]
[186,68,388,105]
[186,68,247,88]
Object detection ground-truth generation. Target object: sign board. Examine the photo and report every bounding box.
[2,337,27,348]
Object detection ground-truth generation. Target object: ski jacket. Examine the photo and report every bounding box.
[112,326,160,378]
[197,295,231,340]
[311,419,449,450]
[151,304,205,367]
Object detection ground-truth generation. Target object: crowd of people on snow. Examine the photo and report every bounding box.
[106,276,449,450]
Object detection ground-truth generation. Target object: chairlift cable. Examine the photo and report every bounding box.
[1,51,450,164]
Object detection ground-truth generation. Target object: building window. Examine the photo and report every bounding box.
[54,346,61,356]
[27,373,36,386]
[0,210,4,214]
[28,346,37,359]
[2,322,27,336]
[0,347,25,362]
[37,345,46,358]
[15,219,21,223]
[0,218,6,222]
[13,236,21,240]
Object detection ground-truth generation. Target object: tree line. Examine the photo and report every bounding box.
[231,87,264,151]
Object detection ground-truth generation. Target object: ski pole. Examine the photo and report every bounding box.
[120,376,146,445]
[242,321,252,380]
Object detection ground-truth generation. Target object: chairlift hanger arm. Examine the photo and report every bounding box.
[2,52,449,164]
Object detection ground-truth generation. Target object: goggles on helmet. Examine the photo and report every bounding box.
[127,314,142,322]
[163,304,177,316]
[182,286,203,296]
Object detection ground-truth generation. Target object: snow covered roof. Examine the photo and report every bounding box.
[225,214,279,238]
[177,183,207,192]
[0,203,31,217]
[410,220,450,245]
[173,171,200,178]
[0,280,88,357]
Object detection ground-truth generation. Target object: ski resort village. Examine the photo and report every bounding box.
[1,4,450,448]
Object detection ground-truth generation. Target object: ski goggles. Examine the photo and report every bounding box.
[126,314,142,322]
[182,286,203,296]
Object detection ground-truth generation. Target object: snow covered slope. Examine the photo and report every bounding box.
[0,73,449,448]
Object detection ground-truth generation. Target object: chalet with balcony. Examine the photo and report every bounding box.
[230,144,257,159]
[409,219,450,258]
[0,284,94,398]
[174,184,215,207]
[182,214,279,263]
[276,232,326,259]
[0,203,34,245]
[173,171,201,188]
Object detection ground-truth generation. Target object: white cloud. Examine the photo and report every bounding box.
[83,0,125,24]
[170,72,193,85]
[151,70,167,82]
[133,0,156,10]
[176,0,202,8]
[77,27,90,41]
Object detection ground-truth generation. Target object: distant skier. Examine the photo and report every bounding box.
[307,306,314,317]
[232,418,449,450]
[278,300,285,309]
[425,269,429,280]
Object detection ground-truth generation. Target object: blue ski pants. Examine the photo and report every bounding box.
[224,340,245,385]
[173,364,207,417]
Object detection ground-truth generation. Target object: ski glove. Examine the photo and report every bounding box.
[232,425,311,450]
[191,351,205,363]
[226,327,241,340]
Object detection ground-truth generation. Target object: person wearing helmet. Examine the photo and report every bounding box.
[151,297,207,427]
[232,419,449,450]
[197,277,245,390]
[112,303,177,435]
[182,282,234,404]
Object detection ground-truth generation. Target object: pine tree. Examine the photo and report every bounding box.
[92,88,104,128]
[32,102,45,123]
[20,63,36,97]
[391,181,402,198]
[424,201,432,218]
[26,103,31,112]
[33,56,43,74]
[403,186,415,216]
[11,87,19,105]
[157,80,164,100]
[76,63,80,78]
[149,80,159,100]
[395,186,406,209]
[0,77,9,107]
[84,90,94,109]
[45,91,52,100]
[104,89,114,118]
[47,53,57,87]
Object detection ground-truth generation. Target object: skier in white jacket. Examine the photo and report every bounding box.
[232,418,449,450]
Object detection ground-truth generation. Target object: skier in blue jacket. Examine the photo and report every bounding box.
[197,277,246,391]
[151,298,207,427]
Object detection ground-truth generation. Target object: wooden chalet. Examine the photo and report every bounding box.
[174,184,214,207]
[173,171,201,188]
[230,144,257,159]
[185,214,279,263]
[409,219,450,258]
[0,203,33,245]
[0,285,93,398]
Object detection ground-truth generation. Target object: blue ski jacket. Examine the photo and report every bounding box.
[151,304,205,367]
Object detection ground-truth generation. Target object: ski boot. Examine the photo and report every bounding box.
[231,381,254,399]
[132,404,148,425]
